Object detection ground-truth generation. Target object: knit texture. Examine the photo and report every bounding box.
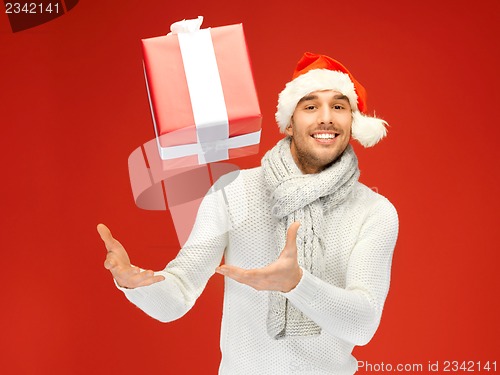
[262,138,359,339]
[118,165,398,375]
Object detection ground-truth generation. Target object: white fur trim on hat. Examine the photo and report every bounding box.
[275,68,388,148]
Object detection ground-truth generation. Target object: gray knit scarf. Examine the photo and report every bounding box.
[262,137,360,339]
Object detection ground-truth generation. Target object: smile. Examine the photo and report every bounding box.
[311,132,339,141]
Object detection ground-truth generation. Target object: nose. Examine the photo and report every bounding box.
[317,105,333,125]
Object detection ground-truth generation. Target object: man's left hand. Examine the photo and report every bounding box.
[216,222,303,292]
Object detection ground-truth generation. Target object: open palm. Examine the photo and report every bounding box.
[97,224,164,288]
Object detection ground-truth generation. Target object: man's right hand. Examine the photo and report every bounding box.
[97,224,165,289]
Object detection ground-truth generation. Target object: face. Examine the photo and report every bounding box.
[286,90,352,174]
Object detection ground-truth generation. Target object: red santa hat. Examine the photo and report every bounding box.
[275,52,388,147]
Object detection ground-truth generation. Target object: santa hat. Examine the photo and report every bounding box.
[275,52,388,147]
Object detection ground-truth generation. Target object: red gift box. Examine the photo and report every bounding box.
[142,18,262,165]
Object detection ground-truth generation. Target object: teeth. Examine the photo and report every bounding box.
[313,133,336,139]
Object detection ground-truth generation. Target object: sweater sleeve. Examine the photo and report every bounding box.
[116,186,229,323]
[282,198,399,345]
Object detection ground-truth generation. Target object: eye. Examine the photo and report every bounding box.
[304,105,316,110]
[333,104,344,110]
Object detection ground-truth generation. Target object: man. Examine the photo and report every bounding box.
[98,52,399,374]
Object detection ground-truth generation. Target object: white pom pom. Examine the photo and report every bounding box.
[351,111,388,147]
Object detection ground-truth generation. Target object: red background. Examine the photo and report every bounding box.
[1,0,499,374]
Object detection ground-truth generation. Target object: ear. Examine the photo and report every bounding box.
[285,120,294,137]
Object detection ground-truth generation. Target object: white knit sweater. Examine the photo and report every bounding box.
[119,166,399,374]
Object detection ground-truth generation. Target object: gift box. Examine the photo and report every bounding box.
[142,16,262,165]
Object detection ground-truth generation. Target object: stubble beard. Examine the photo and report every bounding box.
[290,135,349,174]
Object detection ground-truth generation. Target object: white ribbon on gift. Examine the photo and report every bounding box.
[159,130,261,160]
[149,16,260,164]
[169,16,204,34]
[178,19,229,164]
